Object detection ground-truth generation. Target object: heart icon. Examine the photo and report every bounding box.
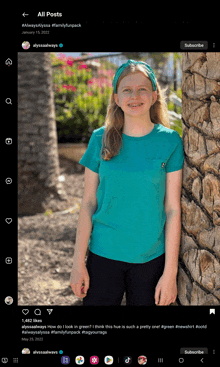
[22,309,29,315]
[5,218,12,224]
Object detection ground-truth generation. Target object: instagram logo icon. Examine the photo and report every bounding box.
[90,356,99,365]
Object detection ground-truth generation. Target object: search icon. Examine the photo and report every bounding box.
[5,98,12,105]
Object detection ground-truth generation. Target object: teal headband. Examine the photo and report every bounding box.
[112,59,157,93]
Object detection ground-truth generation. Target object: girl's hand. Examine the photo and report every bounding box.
[154,272,177,306]
[70,263,90,298]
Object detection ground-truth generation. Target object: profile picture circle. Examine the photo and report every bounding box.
[138,355,147,365]
[22,348,30,354]
[22,41,30,50]
[5,296,13,305]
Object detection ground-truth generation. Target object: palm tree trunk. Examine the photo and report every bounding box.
[18,52,66,215]
[178,52,220,305]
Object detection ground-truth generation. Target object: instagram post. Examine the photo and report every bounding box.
[2,14,219,365]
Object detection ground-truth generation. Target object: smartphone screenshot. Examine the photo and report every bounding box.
[2,12,219,365]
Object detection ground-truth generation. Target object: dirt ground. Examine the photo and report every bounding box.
[18,156,88,306]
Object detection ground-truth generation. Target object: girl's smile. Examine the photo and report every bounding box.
[128,102,144,109]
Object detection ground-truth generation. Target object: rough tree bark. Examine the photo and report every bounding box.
[178,52,220,305]
[18,52,67,215]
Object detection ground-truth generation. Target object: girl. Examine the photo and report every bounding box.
[70,59,184,306]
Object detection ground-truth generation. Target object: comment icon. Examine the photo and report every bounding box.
[34,308,41,315]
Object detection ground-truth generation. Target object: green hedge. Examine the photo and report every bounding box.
[51,53,114,143]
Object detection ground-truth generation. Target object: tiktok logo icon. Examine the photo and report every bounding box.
[123,356,132,364]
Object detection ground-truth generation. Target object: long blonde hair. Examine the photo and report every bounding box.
[101,62,170,161]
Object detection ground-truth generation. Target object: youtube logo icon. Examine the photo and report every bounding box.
[104,356,114,365]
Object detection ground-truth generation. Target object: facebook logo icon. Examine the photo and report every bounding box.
[61,356,70,364]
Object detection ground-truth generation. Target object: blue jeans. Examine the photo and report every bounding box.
[83,250,165,306]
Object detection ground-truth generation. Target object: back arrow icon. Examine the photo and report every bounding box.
[22,13,29,17]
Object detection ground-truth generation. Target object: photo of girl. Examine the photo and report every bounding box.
[70,59,184,306]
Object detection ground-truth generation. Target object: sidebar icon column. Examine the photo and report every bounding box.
[4,54,17,310]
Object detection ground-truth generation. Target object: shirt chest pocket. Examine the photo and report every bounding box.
[143,159,166,184]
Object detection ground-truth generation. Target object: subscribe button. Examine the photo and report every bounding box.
[180,41,208,50]
[180,347,208,354]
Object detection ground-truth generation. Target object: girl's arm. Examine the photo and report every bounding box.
[155,169,183,305]
[163,168,183,276]
[73,167,99,264]
[163,209,181,277]
[70,167,99,297]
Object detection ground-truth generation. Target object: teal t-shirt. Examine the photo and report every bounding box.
[79,123,184,263]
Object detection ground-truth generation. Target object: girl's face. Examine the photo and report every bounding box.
[114,72,157,119]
